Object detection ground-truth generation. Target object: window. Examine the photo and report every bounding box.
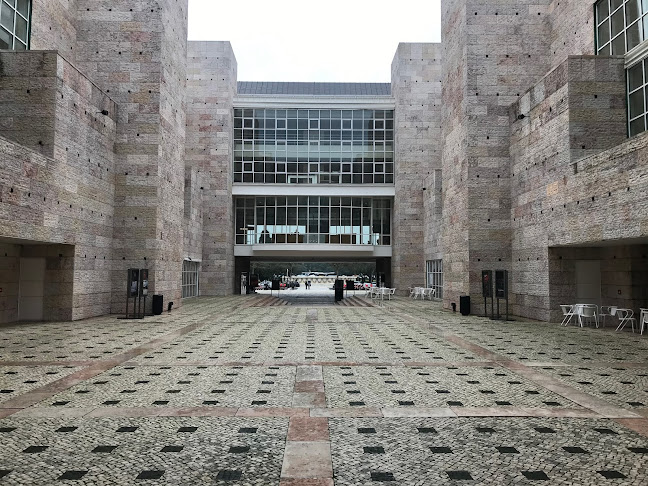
[235,196,392,246]
[0,0,31,51]
[628,59,648,135]
[596,1,648,136]
[595,0,647,55]
[233,108,394,184]
[182,260,199,298]
[426,260,443,299]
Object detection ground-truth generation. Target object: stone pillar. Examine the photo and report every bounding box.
[186,41,237,295]
[74,0,189,313]
[440,0,552,313]
[391,43,443,294]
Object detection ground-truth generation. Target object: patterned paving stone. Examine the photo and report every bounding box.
[1,297,648,485]
[541,366,648,410]
[330,417,648,485]
[0,366,81,404]
[38,365,295,408]
[323,366,581,409]
[0,417,287,485]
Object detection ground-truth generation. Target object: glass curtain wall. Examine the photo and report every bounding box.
[234,108,394,184]
[235,196,392,245]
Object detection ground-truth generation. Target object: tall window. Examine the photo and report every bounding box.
[233,108,394,184]
[182,260,199,298]
[426,260,443,299]
[0,0,30,50]
[627,59,648,135]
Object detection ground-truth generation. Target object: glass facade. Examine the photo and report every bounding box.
[426,260,443,299]
[182,260,200,298]
[235,196,392,246]
[595,0,648,55]
[0,0,30,50]
[233,108,394,184]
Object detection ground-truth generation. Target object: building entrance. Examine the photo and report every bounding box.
[236,259,385,306]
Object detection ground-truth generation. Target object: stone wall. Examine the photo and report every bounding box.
[74,0,189,313]
[441,0,470,306]
[0,133,114,322]
[441,0,553,311]
[0,50,116,323]
[31,0,77,59]
[391,43,443,293]
[548,0,595,70]
[186,41,237,295]
[509,55,627,320]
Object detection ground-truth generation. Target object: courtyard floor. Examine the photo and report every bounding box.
[1,296,647,485]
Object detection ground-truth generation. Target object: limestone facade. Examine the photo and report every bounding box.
[1,0,647,323]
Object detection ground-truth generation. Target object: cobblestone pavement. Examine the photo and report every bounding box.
[1,296,647,485]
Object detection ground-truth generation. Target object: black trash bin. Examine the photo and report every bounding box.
[334,279,344,302]
[152,295,163,315]
[459,296,470,316]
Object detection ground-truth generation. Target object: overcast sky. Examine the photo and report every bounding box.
[188,0,441,82]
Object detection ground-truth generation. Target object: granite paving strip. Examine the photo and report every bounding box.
[0,408,19,418]
[279,480,334,486]
[237,407,310,418]
[614,418,648,437]
[281,441,333,479]
[310,408,383,418]
[0,361,95,367]
[287,417,329,441]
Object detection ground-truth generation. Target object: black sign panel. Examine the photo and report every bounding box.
[139,269,149,296]
[128,269,139,297]
[482,270,492,298]
[271,279,280,291]
[495,270,508,299]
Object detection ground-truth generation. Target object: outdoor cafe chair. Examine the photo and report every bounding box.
[615,308,636,333]
[560,304,576,326]
[577,304,598,328]
[599,306,618,327]
[640,308,648,335]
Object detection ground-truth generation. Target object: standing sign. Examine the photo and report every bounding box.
[495,270,509,321]
[129,269,140,297]
[482,270,494,318]
[125,268,147,319]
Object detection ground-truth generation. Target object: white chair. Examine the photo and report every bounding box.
[387,288,396,300]
[408,287,416,298]
[560,304,576,326]
[424,288,436,300]
[599,306,618,327]
[577,304,598,328]
[639,308,647,335]
[615,308,636,333]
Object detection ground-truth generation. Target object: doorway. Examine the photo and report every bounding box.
[18,257,45,321]
[575,260,601,307]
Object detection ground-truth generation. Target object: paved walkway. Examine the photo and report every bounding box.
[0,296,647,484]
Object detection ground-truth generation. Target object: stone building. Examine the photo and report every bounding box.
[0,0,646,324]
